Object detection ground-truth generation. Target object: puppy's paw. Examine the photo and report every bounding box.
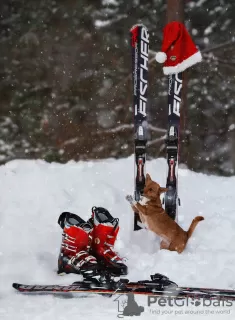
[126,195,136,205]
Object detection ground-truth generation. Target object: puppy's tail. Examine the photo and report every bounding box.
[187,216,204,238]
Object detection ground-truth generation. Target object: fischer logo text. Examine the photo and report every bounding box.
[134,27,149,117]
[169,74,182,117]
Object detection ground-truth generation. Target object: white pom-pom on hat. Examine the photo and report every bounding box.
[155,51,167,63]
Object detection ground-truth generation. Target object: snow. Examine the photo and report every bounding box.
[1,157,235,319]
[102,0,119,6]
[229,124,235,131]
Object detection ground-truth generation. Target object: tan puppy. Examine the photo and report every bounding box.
[126,174,204,253]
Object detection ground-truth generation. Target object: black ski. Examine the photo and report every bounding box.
[13,273,235,301]
[130,24,149,230]
[164,73,182,220]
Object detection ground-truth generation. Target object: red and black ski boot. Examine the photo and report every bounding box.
[90,207,128,276]
[57,212,98,278]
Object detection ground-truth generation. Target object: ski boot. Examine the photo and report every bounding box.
[123,293,144,316]
[90,207,128,276]
[57,212,98,278]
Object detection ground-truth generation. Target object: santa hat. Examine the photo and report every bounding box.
[156,21,202,75]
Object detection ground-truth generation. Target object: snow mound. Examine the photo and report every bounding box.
[1,157,235,319]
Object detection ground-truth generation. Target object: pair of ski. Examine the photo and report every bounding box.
[131,24,181,230]
[13,273,235,301]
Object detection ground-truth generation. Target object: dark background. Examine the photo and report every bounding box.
[1,0,235,175]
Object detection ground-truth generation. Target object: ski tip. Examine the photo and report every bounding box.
[130,24,147,32]
[12,283,21,290]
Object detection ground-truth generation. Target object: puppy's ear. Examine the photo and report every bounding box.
[159,187,168,193]
[145,173,151,182]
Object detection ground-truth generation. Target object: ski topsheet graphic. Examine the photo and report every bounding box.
[164,73,183,221]
[130,24,149,231]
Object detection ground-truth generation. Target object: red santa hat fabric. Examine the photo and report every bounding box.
[156,21,202,75]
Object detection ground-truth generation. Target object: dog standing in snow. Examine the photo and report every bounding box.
[126,174,204,253]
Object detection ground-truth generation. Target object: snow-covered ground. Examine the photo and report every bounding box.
[0,157,235,319]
